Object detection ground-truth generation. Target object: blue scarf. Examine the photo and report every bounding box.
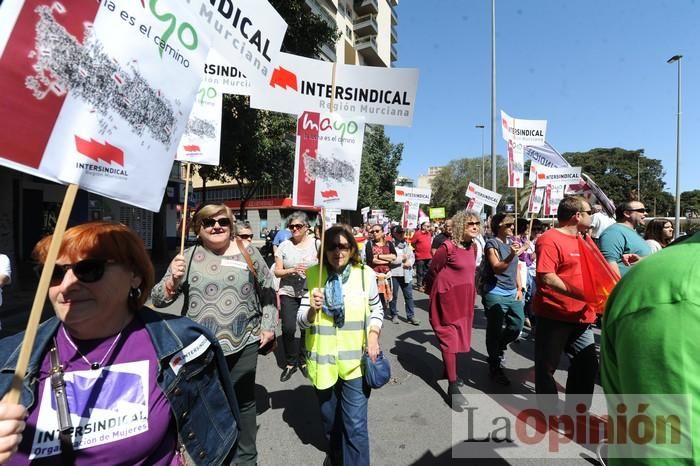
[322,264,353,327]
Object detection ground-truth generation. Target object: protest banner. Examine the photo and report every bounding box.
[507,139,525,188]
[0,0,211,211]
[429,207,446,219]
[527,184,545,215]
[361,206,370,223]
[176,84,223,166]
[525,141,570,182]
[466,197,485,213]
[250,52,419,127]
[292,111,365,210]
[465,182,502,208]
[198,0,287,91]
[394,186,431,204]
[500,110,547,146]
[535,166,582,188]
[371,209,386,217]
[402,201,420,229]
[543,184,566,216]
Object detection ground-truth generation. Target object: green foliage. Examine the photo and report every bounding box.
[430,155,512,217]
[357,126,404,219]
[681,190,700,217]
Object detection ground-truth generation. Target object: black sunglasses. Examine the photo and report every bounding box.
[237,234,253,240]
[36,259,109,286]
[201,217,231,228]
[289,223,306,230]
[466,221,481,226]
[328,243,351,252]
[372,229,383,234]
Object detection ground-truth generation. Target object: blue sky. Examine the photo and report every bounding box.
[386,0,700,195]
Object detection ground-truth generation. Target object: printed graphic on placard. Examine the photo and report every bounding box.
[467,197,485,213]
[401,201,420,229]
[250,52,419,127]
[465,182,502,208]
[176,83,223,166]
[293,112,365,210]
[535,166,582,187]
[0,1,210,211]
[394,186,431,204]
[29,361,150,459]
[501,111,547,146]
[507,139,525,188]
[528,184,545,214]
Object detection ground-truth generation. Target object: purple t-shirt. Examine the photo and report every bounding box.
[10,318,179,465]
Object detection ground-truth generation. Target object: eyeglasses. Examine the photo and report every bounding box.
[36,259,109,286]
[328,243,351,252]
[289,223,306,231]
[579,210,593,215]
[237,234,253,240]
[372,229,383,234]
[626,208,648,213]
[466,221,481,226]
[201,217,231,228]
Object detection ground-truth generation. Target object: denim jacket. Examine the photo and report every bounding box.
[0,307,239,465]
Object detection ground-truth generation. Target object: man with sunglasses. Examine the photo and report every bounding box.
[534,196,598,405]
[598,200,651,276]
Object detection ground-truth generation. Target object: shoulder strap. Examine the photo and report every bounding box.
[236,238,258,280]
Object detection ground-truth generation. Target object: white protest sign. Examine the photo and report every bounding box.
[501,110,547,146]
[293,111,365,210]
[507,139,525,188]
[525,142,570,182]
[371,209,386,216]
[401,201,420,229]
[250,52,419,127]
[323,207,341,225]
[200,0,287,90]
[465,182,502,208]
[361,206,370,223]
[0,1,210,211]
[527,184,545,214]
[546,185,566,216]
[176,83,223,165]
[202,48,252,95]
[394,186,431,204]
[535,166,582,188]
[466,197,485,214]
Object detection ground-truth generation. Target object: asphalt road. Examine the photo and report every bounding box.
[156,290,605,466]
[2,285,605,465]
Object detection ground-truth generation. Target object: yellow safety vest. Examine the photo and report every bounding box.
[304,264,372,390]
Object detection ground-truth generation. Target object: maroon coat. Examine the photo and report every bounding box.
[424,240,477,353]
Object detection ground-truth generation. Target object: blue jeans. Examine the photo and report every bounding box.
[390,276,415,319]
[316,376,371,466]
[482,292,525,366]
[534,316,598,404]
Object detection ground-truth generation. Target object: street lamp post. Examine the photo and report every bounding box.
[667,54,682,238]
[475,124,485,185]
[490,0,497,197]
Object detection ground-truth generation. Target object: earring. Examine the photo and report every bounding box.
[129,287,142,299]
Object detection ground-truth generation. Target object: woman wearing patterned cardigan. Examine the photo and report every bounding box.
[152,203,277,466]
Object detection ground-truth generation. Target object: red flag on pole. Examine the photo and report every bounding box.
[577,235,620,314]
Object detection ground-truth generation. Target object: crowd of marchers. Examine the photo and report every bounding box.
[0,196,696,466]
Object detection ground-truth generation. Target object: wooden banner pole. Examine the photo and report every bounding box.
[179,162,192,256]
[5,183,79,403]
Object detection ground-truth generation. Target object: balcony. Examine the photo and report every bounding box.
[355,35,385,66]
[391,6,398,25]
[391,44,398,62]
[305,0,337,27]
[391,24,398,43]
[353,14,378,37]
[354,0,378,15]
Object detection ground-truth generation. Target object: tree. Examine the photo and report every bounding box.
[203,0,338,217]
[357,126,404,220]
[429,155,511,217]
[681,190,700,217]
[563,148,673,213]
